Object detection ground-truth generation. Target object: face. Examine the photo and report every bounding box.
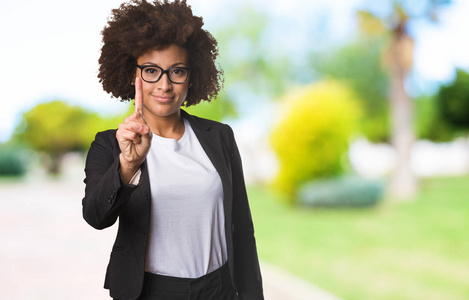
[135,44,190,121]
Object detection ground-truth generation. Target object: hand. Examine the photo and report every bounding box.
[116,77,152,182]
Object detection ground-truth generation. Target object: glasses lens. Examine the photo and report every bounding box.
[169,67,189,83]
[142,66,162,82]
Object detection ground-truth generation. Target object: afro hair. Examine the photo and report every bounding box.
[98,0,223,106]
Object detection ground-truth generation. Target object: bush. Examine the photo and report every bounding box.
[414,95,455,142]
[309,38,391,142]
[298,176,384,207]
[437,68,469,131]
[270,80,362,198]
[0,144,27,177]
[13,100,128,174]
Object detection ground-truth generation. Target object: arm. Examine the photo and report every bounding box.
[82,77,151,229]
[82,131,139,230]
[226,125,264,299]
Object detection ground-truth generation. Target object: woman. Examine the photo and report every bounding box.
[82,0,263,299]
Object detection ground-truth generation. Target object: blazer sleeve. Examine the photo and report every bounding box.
[226,125,264,299]
[82,130,139,230]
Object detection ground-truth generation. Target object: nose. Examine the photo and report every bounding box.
[157,73,173,92]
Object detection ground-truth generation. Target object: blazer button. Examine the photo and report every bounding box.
[231,224,235,232]
[108,188,117,203]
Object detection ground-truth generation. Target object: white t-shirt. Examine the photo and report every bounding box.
[143,118,227,278]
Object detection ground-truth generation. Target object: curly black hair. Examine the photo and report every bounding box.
[98,0,223,106]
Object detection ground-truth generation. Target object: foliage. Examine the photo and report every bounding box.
[215,5,290,99]
[437,68,469,132]
[249,175,469,300]
[414,94,455,141]
[357,0,452,199]
[208,4,291,121]
[270,81,362,198]
[0,143,27,177]
[13,100,125,174]
[14,101,90,152]
[184,91,237,122]
[310,39,390,142]
[297,176,384,207]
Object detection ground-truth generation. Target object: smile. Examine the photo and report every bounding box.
[151,94,175,103]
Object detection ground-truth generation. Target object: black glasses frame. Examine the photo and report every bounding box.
[136,65,191,84]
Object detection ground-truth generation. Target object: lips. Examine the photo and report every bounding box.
[151,94,174,103]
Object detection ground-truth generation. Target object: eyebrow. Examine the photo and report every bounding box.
[140,62,188,68]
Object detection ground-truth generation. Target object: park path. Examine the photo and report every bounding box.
[0,161,341,300]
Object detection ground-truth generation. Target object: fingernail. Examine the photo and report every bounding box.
[135,124,142,131]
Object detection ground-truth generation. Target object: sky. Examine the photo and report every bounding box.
[0,0,468,143]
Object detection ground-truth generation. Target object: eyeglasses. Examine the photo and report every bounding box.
[136,65,191,84]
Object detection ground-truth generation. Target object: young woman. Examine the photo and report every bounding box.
[82,1,263,299]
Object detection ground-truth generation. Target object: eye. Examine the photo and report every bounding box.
[171,68,187,76]
[144,67,159,74]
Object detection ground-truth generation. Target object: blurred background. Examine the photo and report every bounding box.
[1,0,469,299]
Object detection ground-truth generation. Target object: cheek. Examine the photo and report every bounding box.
[140,78,153,92]
[141,84,154,105]
[179,85,190,100]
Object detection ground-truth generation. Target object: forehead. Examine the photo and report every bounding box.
[137,44,189,66]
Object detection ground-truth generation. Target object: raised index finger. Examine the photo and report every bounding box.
[134,77,143,115]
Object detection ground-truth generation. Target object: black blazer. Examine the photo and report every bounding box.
[82,110,264,300]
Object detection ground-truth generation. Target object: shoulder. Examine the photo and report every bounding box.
[94,129,118,143]
[182,110,234,135]
[90,129,119,151]
[182,110,237,150]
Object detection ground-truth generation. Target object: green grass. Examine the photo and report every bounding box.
[248,176,469,300]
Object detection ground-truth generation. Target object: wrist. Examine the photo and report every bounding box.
[119,153,142,183]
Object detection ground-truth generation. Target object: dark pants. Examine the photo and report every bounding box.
[135,264,237,300]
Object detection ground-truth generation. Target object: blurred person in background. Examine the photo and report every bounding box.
[81,1,263,299]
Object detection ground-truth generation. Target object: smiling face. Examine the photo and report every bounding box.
[135,44,190,122]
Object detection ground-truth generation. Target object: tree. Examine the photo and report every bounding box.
[359,0,451,200]
[437,68,469,133]
[414,94,454,142]
[186,5,290,121]
[270,80,362,200]
[310,37,390,142]
[13,100,123,174]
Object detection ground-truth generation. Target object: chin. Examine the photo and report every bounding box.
[146,105,181,118]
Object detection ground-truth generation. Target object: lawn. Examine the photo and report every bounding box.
[248,176,469,300]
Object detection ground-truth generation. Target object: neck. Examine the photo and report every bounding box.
[146,110,185,140]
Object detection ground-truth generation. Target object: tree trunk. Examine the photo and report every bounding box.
[389,70,416,199]
[388,30,417,200]
[46,153,64,175]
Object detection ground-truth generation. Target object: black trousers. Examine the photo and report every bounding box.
[135,263,238,300]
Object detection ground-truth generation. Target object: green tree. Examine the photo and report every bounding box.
[359,0,451,199]
[184,92,236,122]
[13,100,124,174]
[437,68,469,133]
[310,37,390,142]
[270,80,362,201]
[187,5,290,121]
[414,94,454,141]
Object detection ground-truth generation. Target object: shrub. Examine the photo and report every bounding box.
[13,100,127,174]
[297,176,384,207]
[414,95,455,142]
[270,80,362,198]
[0,144,27,177]
[437,68,469,131]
